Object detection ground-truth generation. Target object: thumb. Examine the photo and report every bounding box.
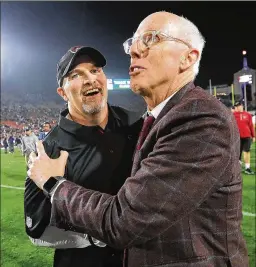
[59,150,69,163]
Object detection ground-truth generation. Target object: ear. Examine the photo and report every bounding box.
[180,48,200,71]
[57,87,68,102]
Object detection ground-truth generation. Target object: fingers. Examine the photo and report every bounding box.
[27,152,36,168]
[29,151,37,162]
[36,141,46,157]
[60,150,69,162]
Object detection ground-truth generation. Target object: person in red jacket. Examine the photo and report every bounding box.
[233,101,255,174]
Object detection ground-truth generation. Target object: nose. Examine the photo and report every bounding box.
[129,40,141,59]
[82,72,96,86]
[130,39,149,60]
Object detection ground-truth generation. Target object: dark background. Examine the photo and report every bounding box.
[1,1,255,99]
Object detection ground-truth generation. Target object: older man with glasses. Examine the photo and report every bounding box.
[28,11,249,267]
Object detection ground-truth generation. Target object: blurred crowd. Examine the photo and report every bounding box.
[1,103,64,154]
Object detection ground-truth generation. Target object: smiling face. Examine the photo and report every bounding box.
[57,55,108,117]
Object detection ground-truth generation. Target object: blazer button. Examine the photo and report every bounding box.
[109,149,114,153]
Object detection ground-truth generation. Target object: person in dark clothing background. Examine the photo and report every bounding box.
[38,122,52,140]
[24,46,143,267]
[15,135,22,151]
[8,134,15,153]
[3,136,8,154]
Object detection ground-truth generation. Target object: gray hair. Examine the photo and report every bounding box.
[176,15,206,76]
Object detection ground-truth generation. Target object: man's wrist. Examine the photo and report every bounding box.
[50,178,66,203]
[43,176,66,199]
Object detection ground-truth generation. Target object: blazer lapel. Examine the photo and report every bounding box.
[153,82,195,127]
[131,82,195,176]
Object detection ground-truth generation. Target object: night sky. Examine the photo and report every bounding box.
[1,1,255,96]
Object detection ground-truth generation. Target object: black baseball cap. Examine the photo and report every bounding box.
[234,101,243,107]
[57,46,107,86]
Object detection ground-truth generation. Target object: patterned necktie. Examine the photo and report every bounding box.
[136,114,155,150]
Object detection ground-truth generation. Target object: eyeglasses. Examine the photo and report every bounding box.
[123,30,192,55]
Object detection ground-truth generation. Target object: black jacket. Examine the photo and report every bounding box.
[24,105,143,267]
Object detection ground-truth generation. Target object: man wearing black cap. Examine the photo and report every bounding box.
[233,101,255,174]
[24,46,142,267]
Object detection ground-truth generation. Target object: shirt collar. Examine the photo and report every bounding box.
[148,91,178,119]
[58,106,120,137]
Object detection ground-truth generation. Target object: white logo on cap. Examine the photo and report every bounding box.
[69,46,82,54]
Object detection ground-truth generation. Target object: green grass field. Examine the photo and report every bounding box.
[1,145,255,266]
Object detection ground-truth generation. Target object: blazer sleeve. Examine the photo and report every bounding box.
[24,140,59,238]
[49,108,236,249]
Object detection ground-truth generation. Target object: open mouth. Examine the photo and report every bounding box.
[129,66,145,75]
[83,88,101,97]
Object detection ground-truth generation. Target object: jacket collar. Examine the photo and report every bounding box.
[153,82,195,127]
[58,104,122,137]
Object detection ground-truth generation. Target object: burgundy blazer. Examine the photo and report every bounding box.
[50,82,249,267]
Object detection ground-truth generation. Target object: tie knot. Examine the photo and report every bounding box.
[144,115,155,125]
[136,115,155,150]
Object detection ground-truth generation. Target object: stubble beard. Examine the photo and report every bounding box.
[82,97,106,115]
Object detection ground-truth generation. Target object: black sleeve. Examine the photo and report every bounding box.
[24,139,60,238]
